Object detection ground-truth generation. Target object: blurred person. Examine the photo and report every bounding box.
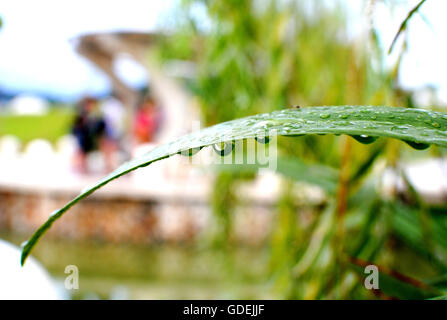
[100,93,126,143]
[71,96,112,174]
[133,96,161,145]
[71,96,96,173]
[99,94,126,168]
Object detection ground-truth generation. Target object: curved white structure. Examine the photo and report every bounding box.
[0,239,63,300]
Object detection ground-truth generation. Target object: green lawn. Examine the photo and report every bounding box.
[0,108,75,144]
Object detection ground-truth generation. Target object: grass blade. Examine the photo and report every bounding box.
[20,106,447,265]
[388,0,427,54]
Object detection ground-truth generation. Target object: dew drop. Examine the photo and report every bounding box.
[49,210,59,218]
[433,122,441,128]
[213,141,234,156]
[178,147,202,157]
[253,121,273,129]
[319,113,330,119]
[404,140,430,150]
[391,125,409,132]
[255,136,270,144]
[351,135,377,144]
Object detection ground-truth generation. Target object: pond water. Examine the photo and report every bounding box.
[1,232,275,299]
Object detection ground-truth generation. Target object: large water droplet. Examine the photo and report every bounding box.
[213,141,234,156]
[319,113,330,119]
[404,140,430,150]
[351,135,377,144]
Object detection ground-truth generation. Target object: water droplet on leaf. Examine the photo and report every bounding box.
[404,141,430,150]
[178,147,202,157]
[351,135,377,144]
[255,136,270,144]
[213,141,234,156]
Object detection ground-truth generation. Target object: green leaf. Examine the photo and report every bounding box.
[349,257,442,300]
[388,0,427,54]
[349,143,384,184]
[390,201,447,270]
[212,156,339,193]
[20,106,447,265]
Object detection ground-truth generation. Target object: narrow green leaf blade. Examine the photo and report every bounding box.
[20,106,447,265]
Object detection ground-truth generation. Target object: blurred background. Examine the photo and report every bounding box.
[1,0,447,299]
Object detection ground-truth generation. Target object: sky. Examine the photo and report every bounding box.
[372,0,447,105]
[0,0,177,101]
[0,0,446,104]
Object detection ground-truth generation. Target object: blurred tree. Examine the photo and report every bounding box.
[153,0,447,299]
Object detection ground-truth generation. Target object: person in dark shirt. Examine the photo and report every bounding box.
[72,97,108,173]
